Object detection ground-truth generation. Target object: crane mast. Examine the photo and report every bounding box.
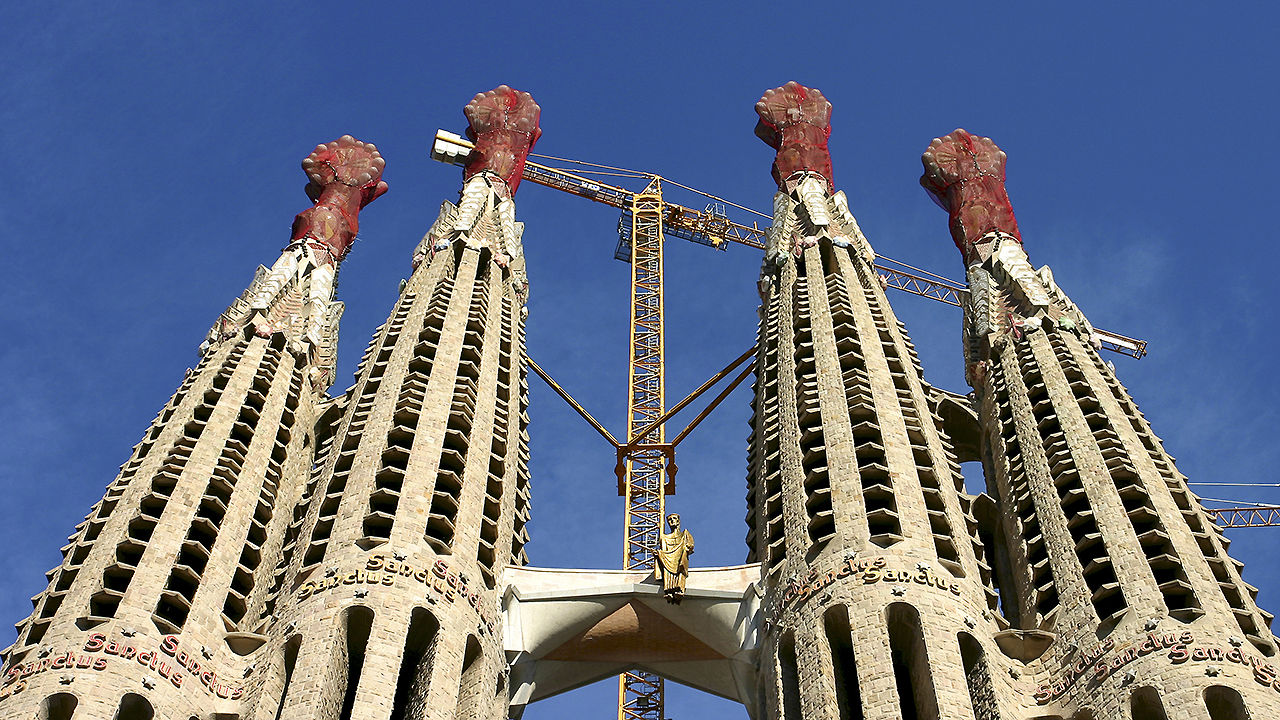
[619,180,668,720]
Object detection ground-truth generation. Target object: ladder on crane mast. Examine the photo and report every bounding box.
[618,179,670,720]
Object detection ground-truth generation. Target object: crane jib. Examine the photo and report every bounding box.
[429,129,1145,360]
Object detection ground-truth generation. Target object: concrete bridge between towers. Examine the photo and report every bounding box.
[501,564,764,718]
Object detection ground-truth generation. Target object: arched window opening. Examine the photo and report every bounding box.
[455,635,486,720]
[779,631,803,720]
[823,605,863,720]
[959,633,998,720]
[339,606,375,720]
[1130,686,1169,720]
[273,635,302,720]
[1204,685,1250,720]
[39,692,78,720]
[392,608,440,720]
[115,693,154,720]
[887,603,939,720]
[973,491,1019,626]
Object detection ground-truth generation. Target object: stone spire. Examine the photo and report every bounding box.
[0,138,385,719]
[747,85,1008,720]
[427,85,540,273]
[923,130,1280,718]
[257,88,536,720]
[208,135,388,390]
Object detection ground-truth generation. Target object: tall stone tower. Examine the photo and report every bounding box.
[746,83,1011,720]
[3,82,1277,720]
[255,86,538,720]
[921,129,1280,719]
[0,135,388,718]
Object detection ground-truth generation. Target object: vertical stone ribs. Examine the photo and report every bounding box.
[499,296,532,566]
[1053,334,1202,622]
[340,90,532,585]
[88,353,221,625]
[750,84,979,595]
[746,291,786,569]
[792,269,836,549]
[1082,337,1272,648]
[362,289,420,546]
[266,87,536,720]
[864,260,963,561]
[826,259,903,549]
[481,295,520,571]
[1015,337,1127,626]
[924,128,1275,671]
[153,338,302,633]
[818,262,897,554]
[987,358,1059,623]
[298,276,425,570]
[227,349,301,629]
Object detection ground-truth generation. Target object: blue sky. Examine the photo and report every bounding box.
[2,2,1279,716]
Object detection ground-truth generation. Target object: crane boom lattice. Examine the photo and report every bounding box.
[1205,506,1280,528]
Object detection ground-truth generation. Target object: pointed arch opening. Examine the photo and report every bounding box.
[38,692,77,720]
[455,635,487,720]
[339,605,374,720]
[887,602,939,720]
[115,693,154,720]
[778,631,803,720]
[959,632,997,720]
[392,608,440,720]
[824,605,863,720]
[1204,685,1250,720]
[1129,686,1169,720]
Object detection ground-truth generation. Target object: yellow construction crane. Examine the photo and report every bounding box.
[430,131,1278,720]
[434,131,764,720]
[1206,507,1280,528]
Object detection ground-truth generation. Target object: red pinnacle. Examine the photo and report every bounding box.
[292,135,388,262]
[463,85,542,195]
[754,82,834,190]
[920,129,1020,265]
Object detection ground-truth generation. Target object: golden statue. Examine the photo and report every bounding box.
[656,513,694,604]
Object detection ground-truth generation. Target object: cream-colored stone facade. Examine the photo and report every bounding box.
[2,121,1275,720]
[0,146,528,720]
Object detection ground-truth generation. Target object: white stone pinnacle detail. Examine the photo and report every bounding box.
[992,234,1051,309]
[765,183,872,267]
[436,173,526,267]
[452,173,499,244]
[251,247,302,311]
[766,191,797,263]
[203,240,344,388]
[796,173,832,228]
